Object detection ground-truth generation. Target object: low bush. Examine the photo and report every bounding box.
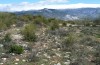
[49,22,59,30]
[64,34,75,45]
[21,24,37,42]
[61,34,76,50]
[9,45,24,54]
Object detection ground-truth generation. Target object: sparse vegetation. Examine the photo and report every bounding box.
[0,12,17,30]
[0,12,100,65]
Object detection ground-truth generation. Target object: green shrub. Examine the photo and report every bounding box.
[19,14,33,22]
[50,24,59,30]
[62,22,67,26]
[62,34,76,50]
[0,12,17,30]
[21,24,37,42]
[9,45,24,54]
[49,21,59,30]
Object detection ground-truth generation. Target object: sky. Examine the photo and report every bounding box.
[0,0,100,11]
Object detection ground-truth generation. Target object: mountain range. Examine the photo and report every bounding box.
[14,8,100,20]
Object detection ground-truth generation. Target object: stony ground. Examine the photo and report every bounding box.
[0,25,100,65]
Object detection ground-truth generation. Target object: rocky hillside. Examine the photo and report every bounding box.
[0,13,100,65]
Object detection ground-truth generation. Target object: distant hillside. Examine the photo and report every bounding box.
[14,8,100,20]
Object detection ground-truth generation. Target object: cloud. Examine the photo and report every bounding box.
[0,0,69,11]
[0,2,100,12]
[39,0,68,4]
[45,3,100,9]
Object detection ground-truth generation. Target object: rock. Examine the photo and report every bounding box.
[15,63,18,65]
[21,44,28,47]
[64,55,70,58]
[54,63,61,65]
[57,48,60,51]
[57,63,61,65]
[55,53,61,57]
[66,52,71,54]
[2,58,7,62]
[0,44,3,47]
[44,53,51,59]
[11,34,23,40]
[47,56,51,59]
[64,61,70,65]
[59,23,62,26]
[43,59,48,61]
[0,63,3,65]
[1,53,5,55]
[52,49,56,51]
[20,54,23,55]
[12,24,16,27]
[15,58,19,61]
[43,44,47,48]
[11,53,15,56]
[22,59,26,62]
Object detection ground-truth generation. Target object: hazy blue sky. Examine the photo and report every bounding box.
[0,0,100,11]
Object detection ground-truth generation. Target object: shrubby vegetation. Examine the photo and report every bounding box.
[65,34,76,45]
[0,12,17,30]
[33,15,48,26]
[21,23,37,42]
[18,14,34,22]
[1,33,13,50]
[61,33,76,51]
[9,45,24,54]
[0,12,100,65]
[49,21,59,30]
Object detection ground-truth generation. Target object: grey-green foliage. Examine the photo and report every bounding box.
[64,34,76,45]
[61,33,76,50]
[1,33,13,49]
[0,12,17,30]
[21,24,37,42]
[49,19,59,30]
